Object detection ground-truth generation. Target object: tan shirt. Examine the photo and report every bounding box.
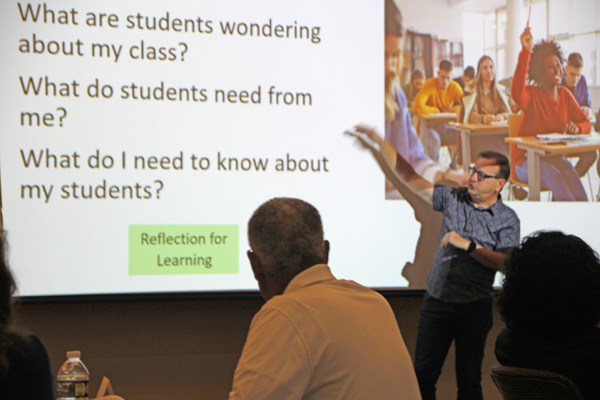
[468,89,510,124]
[229,264,421,400]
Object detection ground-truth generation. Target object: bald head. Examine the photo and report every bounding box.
[248,198,328,278]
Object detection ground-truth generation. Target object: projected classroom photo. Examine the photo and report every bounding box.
[0,0,599,298]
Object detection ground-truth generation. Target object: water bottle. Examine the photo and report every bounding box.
[56,350,90,400]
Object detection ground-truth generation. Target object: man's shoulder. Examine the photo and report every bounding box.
[488,199,520,231]
[421,78,438,91]
[434,183,467,197]
[433,184,468,210]
[448,80,463,95]
[449,80,462,89]
[257,279,388,335]
[268,277,382,310]
[495,199,519,219]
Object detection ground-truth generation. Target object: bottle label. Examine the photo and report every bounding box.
[56,380,89,398]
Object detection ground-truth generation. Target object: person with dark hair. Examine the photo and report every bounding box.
[228,198,421,399]
[438,59,453,72]
[384,0,465,198]
[349,125,520,400]
[562,52,592,112]
[0,232,54,400]
[402,68,425,108]
[454,65,475,92]
[560,52,597,178]
[413,59,464,163]
[511,27,591,201]
[495,231,600,399]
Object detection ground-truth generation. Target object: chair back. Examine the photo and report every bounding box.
[491,365,584,400]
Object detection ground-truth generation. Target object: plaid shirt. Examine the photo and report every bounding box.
[427,185,520,302]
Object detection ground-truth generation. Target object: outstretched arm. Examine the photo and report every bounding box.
[346,125,434,203]
[412,86,440,115]
[511,27,533,110]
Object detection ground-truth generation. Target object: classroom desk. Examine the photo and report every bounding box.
[505,134,600,201]
[414,113,457,156]
[449,122,509,169]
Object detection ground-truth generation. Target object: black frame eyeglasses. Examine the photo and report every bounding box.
[468,166,498,181]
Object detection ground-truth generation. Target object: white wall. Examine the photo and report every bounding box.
[397,0,464,42]
[462,12,485,69]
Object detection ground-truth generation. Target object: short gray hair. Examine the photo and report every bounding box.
[248,198,327,277]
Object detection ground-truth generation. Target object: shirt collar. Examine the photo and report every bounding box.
[284,264,336,294]
[461,189,502,216]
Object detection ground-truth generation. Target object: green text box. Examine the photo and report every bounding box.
[129,225,238,275]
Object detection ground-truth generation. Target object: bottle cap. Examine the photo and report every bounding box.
[66,350,81,358]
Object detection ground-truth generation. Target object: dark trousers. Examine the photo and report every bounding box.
[414,293,493,400]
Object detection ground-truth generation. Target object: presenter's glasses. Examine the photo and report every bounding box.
[468,166,498,181]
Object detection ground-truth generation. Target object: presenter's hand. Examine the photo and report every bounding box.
[441,231,469,251]
[354,124,383,144]
[565,121,580,134]
[520,27,533,50]
[345,124,382,151]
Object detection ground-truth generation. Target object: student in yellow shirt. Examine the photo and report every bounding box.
[413,60,464,163]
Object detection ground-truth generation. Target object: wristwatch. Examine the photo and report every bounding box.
[466,241,477,253]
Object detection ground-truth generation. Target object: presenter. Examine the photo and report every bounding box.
[349,126,520,400]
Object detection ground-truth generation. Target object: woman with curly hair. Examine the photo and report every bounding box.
[511,27,591,201]
[495,231,600,399]
[0,232,54,399]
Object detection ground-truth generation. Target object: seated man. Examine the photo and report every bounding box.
[454,65,475,93]
[412,60,464,163]
[560,52,597,177]
[228,197,421,400]
[495,231,600,399]
[562,52,592,114]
